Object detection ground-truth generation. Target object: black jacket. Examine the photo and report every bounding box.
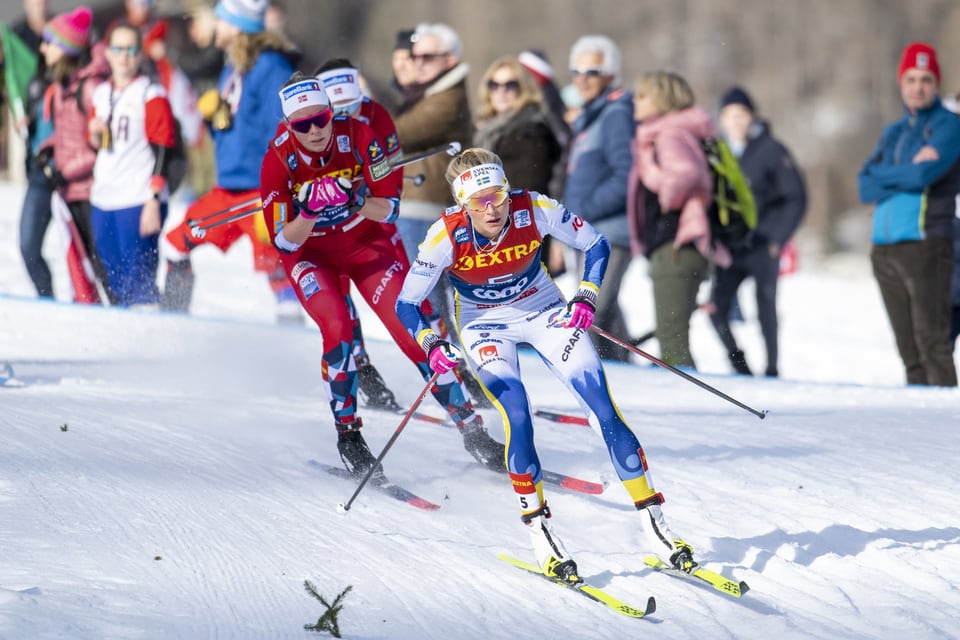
[729,121,807,250]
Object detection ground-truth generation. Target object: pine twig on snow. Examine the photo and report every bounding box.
[303,580,353,637]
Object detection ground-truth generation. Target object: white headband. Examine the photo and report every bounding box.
[278,79,331,119]
[316,68,362,111]
[452,163,510,203]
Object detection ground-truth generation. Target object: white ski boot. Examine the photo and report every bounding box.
[638,499,697,573]
[523,504,580,584]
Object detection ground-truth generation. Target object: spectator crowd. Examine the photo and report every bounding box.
[1,0,958,390]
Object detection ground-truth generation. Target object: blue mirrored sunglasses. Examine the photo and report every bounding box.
[108,45,141,56]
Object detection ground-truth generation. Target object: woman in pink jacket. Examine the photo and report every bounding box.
[40,6,112,303]
[626,71,729,369]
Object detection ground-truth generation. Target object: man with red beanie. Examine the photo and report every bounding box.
[858,42,960,387]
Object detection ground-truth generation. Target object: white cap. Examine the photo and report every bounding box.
[452,163,509,203]
[518,50,554,82]
[317,68,363,115]
[278,79,331,119]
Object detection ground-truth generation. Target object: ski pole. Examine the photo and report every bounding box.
[187,196,261,228]
[194,145,455,235]
[390,141,462,170]
[190,202,263,236]
[337,370,442,513]
[590,325,768,419]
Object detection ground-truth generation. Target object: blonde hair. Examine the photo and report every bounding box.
[635,71,695,116]
[445,147,504,196]
[226,30,298,75]
[476,56,544,120]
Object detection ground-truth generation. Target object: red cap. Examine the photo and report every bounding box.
[144,19,168,51]
[898,42,940,84]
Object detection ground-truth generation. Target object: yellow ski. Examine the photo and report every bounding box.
[643,555,749,598]
[498,554,655,619]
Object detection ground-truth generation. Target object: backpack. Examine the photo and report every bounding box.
[702,137,757,248]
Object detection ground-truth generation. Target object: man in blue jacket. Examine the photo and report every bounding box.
[858,42,960,387]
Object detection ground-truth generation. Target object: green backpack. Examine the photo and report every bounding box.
[702,137,757,246]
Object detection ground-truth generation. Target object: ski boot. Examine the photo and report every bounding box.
[335,419,385,485]
[637,495,697,573]
[729,349,752,376]
[356,356,402,412]
[523,504,581,584]
[457,414,505,472]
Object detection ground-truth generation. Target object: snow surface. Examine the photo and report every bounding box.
[1,180,959,639]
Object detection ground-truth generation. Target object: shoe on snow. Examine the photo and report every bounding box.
[543,556,582,584]
[669,542,698,573]
[461,419,505,472]
[357,363,402,412]
[525,506,579,583]
[336,425,385,485]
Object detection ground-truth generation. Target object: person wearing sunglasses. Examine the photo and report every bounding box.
[475,56,565,277]
[395,148,698,584]
[85,21,176,306]
[562,35,635,363]
[392,22,491,410]
[313,58,406,412]
[259,76,504,482]
[161,0,300,320]
[475,57,560,202]
[315,57,502,445]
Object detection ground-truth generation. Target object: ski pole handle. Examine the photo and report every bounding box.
[389,141,462,171]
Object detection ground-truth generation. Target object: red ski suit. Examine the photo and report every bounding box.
[259,115,466,425]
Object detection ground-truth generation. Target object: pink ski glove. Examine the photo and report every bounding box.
[427,340,462,374]
[566,283,599,329]
[567,301,595,329]
[297,176,350,218]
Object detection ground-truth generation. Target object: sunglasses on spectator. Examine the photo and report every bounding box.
[108,45,141,56]
[570,68,605,78]
[462,188,510,211]
[487,79,521,93]
[287,109,334,133]
[411,52,448,63]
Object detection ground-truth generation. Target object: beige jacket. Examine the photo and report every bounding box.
[394,63,474,217]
